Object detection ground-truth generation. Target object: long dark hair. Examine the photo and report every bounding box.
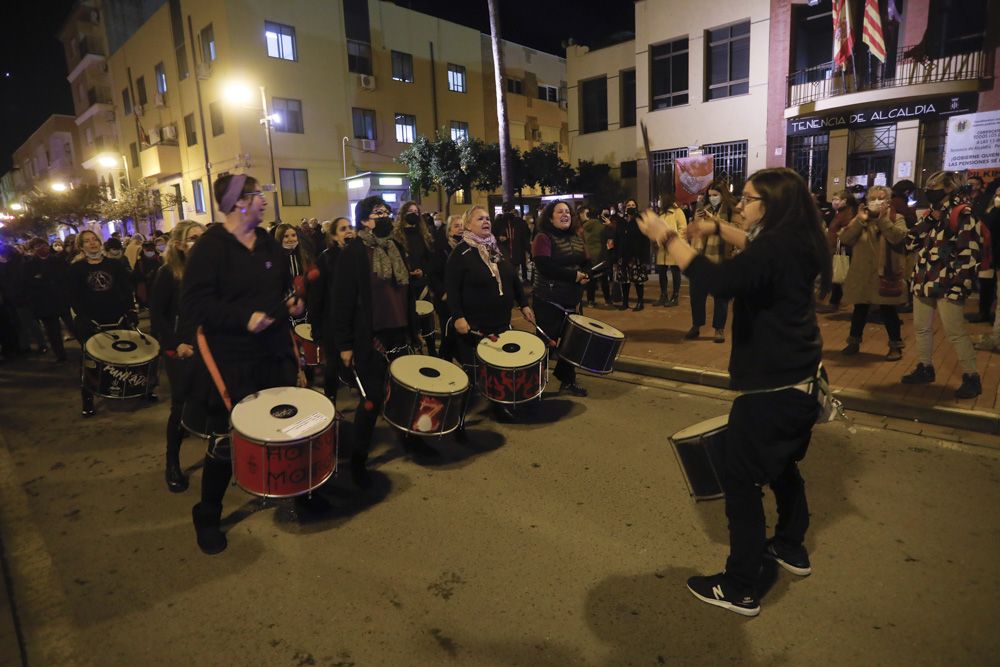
[749,168,832,299]
[537,200,579,235]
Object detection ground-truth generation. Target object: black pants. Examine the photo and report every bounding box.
[434,299,456,362]
[830,283,843,306]
[351,329,409,463]
[586,274,612,304]
[849,303,902,343]
[164,355,195,463]
[689,279,729,329]
[38,316,67,360]
[723,387,819,589]
[656,265,681,299]
[532,298,577,385]
[620,282,644,308]
[979,276,997,321]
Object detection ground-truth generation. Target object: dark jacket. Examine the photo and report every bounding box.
[615,214,650,263]
[181,224,293,362]
[24,255,70,317]
[684,229,823,391]
[307,244,343,350]
[67,257,135,327]
[427,228,453,305]
[331,237,420,363]
[149,265,194,351]
[445,241,528,331]
[493,214,532,265]
[531,228,587,308]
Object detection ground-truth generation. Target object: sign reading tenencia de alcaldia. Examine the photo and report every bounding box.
[787,94,978,136]
[944,110,1000,170]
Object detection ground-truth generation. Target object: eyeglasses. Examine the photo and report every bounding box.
[372,208,392,216]
[739,194,762,204]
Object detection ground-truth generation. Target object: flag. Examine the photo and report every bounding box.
[862,0,887,63]
[832,0,855,68]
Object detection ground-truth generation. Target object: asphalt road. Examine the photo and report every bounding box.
[1,350,998,666]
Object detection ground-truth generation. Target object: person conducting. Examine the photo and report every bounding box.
[639,167,831,617]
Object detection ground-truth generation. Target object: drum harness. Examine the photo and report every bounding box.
[736,363,845,424]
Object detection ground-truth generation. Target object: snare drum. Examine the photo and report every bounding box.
[230,387,338,498]
[293,323,324,367]
[475,330,547,404]
[557,314,625,374]
[383,355,468,436]
[83,329,160,399]
[416,300,436,337]
[669,415,728,501]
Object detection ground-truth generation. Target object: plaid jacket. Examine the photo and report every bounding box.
[905,196,982,302]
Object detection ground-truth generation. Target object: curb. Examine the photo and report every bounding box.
[616,354,1000,436]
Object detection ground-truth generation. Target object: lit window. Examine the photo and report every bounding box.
[450,121,469,142]
[272,97,304,133]
[279,168,310,206]
[391,51,414,83]
[192,179,206,213]
[265,21,297,61]
[155,62,167,94]
[200,24,216,63]
[352,108,376,140]
[447,64,466,93]
[395,113,416,143]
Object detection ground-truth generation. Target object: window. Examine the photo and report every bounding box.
[265,21,297,60]
[450,121,469,142]
[620,160,638,178]
[200,24,216,63]
[129,142,139,168]
[650,37,689,110]
[209,101,224,136]
[184,113,197,146]
[169,0,189,80]
[787,134,829,194]
[391,50,414,83]
[395,113,416,143]
[620,69,636,127]
[347,39,373,75]
[454,189,467,205]
[579,76,608,134]
[155,62,167,94]
[538,85,558,102]
[506,78,524,95]
[272,97,304,133]
[352,108,376,140]
[192,179,206,213]
[122,88,132,115]
[136,76,147,105]
[706,22,750,100]
[343,0,372,73]
[702,140,749,189]
[279,168,310,206]
[447,64,466,92]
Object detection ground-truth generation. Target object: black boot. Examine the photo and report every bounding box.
[166,452,188,493]
[955,373,982,399]
[901,363,935,384]
[350,453,372,490]
[191,502,226,555]
[81,389,95,418]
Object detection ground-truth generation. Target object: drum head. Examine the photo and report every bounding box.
[389,355,468,394]
[477,330,546,368]
[231,387,336,443]
[415,299,434,316]
[567,314,625,340]
[293,323,314,342]
[671,414,729,441]
[85,329,160,364]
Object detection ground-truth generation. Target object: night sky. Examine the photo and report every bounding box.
[0,0,634,173]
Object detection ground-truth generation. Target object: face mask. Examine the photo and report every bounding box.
[143,250,156,258]
[282,240,298,250]
[109,250,123,258]
[708,195,722,207]
[52,244,63,253]
[35,246,51,259]
[451,233,463,243]
[155,244,166,253]
[372,217,393,238]
[405,212,421,226]
[867,198,887,213]
[925,189,947,206]
[85,249,104,260]
[625,207,638,217]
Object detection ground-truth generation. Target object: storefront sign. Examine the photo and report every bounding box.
[787,94,978,136]
[943,110,1000,170]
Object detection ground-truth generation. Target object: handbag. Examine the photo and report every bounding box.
[832,241,850,285]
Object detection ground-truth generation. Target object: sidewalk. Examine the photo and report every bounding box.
[519,278,1000,435]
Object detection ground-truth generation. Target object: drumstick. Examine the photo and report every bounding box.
[268,267,321,320]
[532,323,558,348]
[92,321,119,340]
[351,364,375,412]
[469,329,499,342]
[132,326,150,344]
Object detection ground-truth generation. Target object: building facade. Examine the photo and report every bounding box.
[10,115,91,196]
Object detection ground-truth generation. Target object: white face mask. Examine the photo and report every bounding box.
[282,240,298,250]
[708,195,722,207]
[143,250,156,258]
[867,197,888,213]
[85,249,104,260]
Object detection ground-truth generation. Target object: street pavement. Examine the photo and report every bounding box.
[1,345,999,666]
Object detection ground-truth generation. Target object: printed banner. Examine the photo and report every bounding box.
[944,110,1000,171]
[673,155,714,205]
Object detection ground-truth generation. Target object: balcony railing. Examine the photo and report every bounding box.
[86,86,113,107]
[787,45,994,107]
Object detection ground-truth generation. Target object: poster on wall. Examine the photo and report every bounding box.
[673,155,714,205]
[943,110,1000,170]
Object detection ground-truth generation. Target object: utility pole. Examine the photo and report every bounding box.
[487,0,514,202]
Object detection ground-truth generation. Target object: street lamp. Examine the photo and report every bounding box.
[98,153,131,193]
[10,202,23,211]
[51,182,68,192]
[223,80,281,222]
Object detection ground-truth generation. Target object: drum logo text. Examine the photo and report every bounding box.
[105,366,147,387]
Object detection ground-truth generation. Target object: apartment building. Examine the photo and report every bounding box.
[75,0,565,229]
[10,115,91,196]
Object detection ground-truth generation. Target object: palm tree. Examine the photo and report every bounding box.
[487,0,513,202]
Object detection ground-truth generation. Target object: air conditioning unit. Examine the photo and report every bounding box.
[134,104,144,116]
[161,124,178,141]
[360,138,376,152]
[196,62,212,80]
[359,74,376,91]
[153,93,165,108]
[558,99,568,110]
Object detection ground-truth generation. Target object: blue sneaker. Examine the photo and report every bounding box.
[686,573,760,617]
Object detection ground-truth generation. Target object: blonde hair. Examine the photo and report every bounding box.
[866,185,891,200]
[446,214,464,231]
[462,206,489,229]
[925,171,964,191]
[164,220,206,280]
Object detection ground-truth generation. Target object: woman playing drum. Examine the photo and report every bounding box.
[149,220,205,493]
[67,229,140,417]
[446,206,535,420]
[181,174,305,554]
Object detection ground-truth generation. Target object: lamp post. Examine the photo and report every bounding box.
[259,85,280,223]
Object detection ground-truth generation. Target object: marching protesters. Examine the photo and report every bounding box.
[394,201,438,354]
[131,240,162,309]
[837,185,908,361]
[639,167,831,617]
[902,171,983,398]
[427,214,465,362]
[24,237,73,362]
[309,216,356,402]
[493,202,532,284]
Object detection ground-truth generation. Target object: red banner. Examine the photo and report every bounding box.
[832,0,855,68]
[673,155,714,205]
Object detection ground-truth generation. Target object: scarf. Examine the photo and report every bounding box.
[462,230,504,296]
[357,229,409,284]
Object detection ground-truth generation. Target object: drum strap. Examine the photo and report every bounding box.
[196,326,233,412]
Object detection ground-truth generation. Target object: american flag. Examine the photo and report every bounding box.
[832,0,855,68]
[862,0,887,62]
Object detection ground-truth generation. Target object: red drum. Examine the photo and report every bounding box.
[230,387,338,498]
[383,355,468,436]
[294,323,324,367]
[475,330,547,404]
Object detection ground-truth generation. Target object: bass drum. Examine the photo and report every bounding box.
[230,387,338,498]
[669,415,728,501]
[383,355,468,436]
[415,299,436,337]
[557,314,625,374]
[83,329,160,399]
[475,330,547,404]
